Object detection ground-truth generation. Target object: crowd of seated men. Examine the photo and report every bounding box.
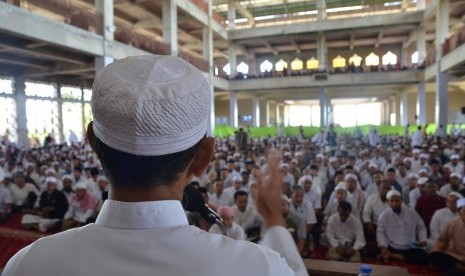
[1,125,465,274]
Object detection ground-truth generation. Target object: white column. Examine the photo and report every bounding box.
[435,0,449,127]
[401,47,408,68]
[228,44,237,78]
[203,0,215,136]
[400,91,409,126]
[57,84,64,144]
[417,82,426,125]
[252,97,260,127]
[230,91,238,127]
[15,77,28,148]
[227,0,236,30]
[163,0,178,56]
[265,101,270,126]
[319,87,328,127]
[95,0,114,41]
[417,26,426,65]
[81,87,87,137]
[317,0,327,21]
[275,103,280,126]
[95,0,114,70]
[395,93,401,126]
[317,33,327,71]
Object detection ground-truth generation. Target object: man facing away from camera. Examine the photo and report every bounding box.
[4,55,307,276]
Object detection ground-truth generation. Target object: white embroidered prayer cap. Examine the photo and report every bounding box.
[457,198,465,209]
[386,189,401,200]
[91,55,210,156]
[448,192,463,199]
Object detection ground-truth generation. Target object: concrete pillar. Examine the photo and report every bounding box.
[400,91,409,126]
[383,100,390,125]
[417,26,426,64]
[317,33,327,71]
[57,84,64,144]
[248,58,257,77]
[417,82,426,125]
[275,103,280,126]
[95,0,114,69]
[228,44,237,78]
[230,91,238,127]
[252,97,260,127]
[395,93,401,126]
[15,77,28,148]
[265,101,270,126]
[319,87,328,127]
[317,0,327,21]
[163,0,178,56]
[227,0,236,30]
[401,47,408,68]
[95,0,114,40]
[436,72,448,127]
[326,93,332,124]
[81,87,87,137]
[203,0,215,136]
[435,0,449,127]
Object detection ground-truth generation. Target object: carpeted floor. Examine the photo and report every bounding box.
[0,214,447,275]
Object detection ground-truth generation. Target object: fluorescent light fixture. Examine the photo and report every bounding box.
[225,18,248,24]
[327,5,364,13]
[284,100,295,105]
[384,1,402,7]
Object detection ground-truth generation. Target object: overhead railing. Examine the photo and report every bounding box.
[190,0,226,26]
[423,26,465,68]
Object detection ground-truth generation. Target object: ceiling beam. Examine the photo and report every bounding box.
[24,67,95,78]
[291,40,301,53]
[234,1,255,27]
[0,43,87,65]
[263,41,278,56]
[350,33,355,50]
[0,58,49,70]
[25,42,48,49]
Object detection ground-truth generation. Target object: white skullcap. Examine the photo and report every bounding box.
[45,168,57,175]
[450,173,461,179]
[335,182,348,192]
[329,157,337,163]
[457,198,465,209]
[91,55,210,156]
[75,182,88,190]
[316,153,324,159]
[97,175,108,182]
[281,194,291,203]
[232,175,243,182]
[233,152,240,157]
[449,192,463,199]
[403,157,412,163]
[386,189,401,199]
[408,173,419,179]
[418,169,428,174]
[431,145,439,150]
[420,153,429,159]
[412,149,420,154]
[298,175,313,186]
[280,163,289,169]
[45,177,57,184]
[451,154,460,160]
[344,173,357,181]
[291,159,298,164]
[368,162,378,169]
[61,175,73,182]
[417,177,429,186]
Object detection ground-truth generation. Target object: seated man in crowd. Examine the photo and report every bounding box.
[377,190,429,265]
[324,184,360,226]
[22,177,68,232]
[282,194,307,255]
[290,185,317,236]
[209,179,233,207]
[299,175,322,213]
[430,197,465,273]
[232,191,262,240]
[362,180,390,251]
[209,206,245,240]
[402,173,418,207]
[10,171,40,212]
[439,173,463,198]
[62,182,97,230]
[428,192,462,250]
[61,175,75,203]
[326,201,365,262]
[0,180,12,222]
[409,176,428,209]
[364,171,384,198]
[415,179,446,234]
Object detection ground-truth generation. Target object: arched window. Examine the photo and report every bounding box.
[349,54,362,66]
[260,60,273,73]
[382,51,397,65]
[237,62,249,74]
[223,63,230,75]
[411,51,419,64]
[290,58,303,70]
[365,52,380,66]
[275,59,288,72]
[332,55,346,68]
[306,57,319,70]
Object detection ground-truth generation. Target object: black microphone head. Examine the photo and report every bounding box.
[182,184,205,213]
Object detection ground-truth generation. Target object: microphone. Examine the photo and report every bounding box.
[182,185,224,230]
